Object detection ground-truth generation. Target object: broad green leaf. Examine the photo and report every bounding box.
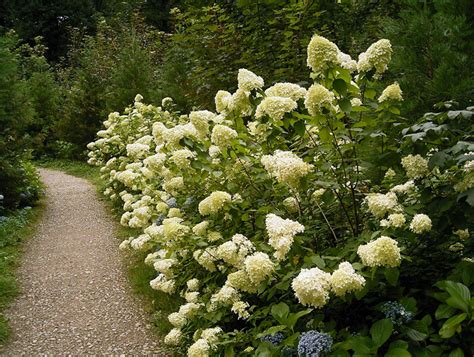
[371,319,393,347]
[333,79,347,95]
[439,313,467,338]
[349,336,374,354]
[286,309,312,329]
[339,98,352,113]
[389,340,409,350]
[405,327,427,341]
[435,304,456,320]
[271,302,289,323]
[385,348,411,357]
[294,120,306,137]
[449,348,465,357]
[444,281,471,313]
[384,268,399,286]
[256,325,287,338]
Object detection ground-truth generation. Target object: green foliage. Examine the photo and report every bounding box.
[384,0,474,117]
[0,204,44,344]
[56,14,165,156]
[87,31,473,354]
[0,32,48,211]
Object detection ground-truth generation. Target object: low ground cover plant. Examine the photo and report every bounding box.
[88,34,473,356]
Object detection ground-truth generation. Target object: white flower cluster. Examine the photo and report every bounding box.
[265,213,305,260]
[261,150,313,187]
[211,124,238,148]
[292,262,365,308]
[357,236,401,267]
[264,82,307,101]
[198,191,232,216]
[357,39,392,75]
[330,262,366,297]
[378,82,403,102]
[237,68,264,91]
[307,35,340,75]
[401,154,429,179]
[292,267,331,308]
[409,214,432,234]
[87,33,408,353]
[380,213,406,228]
[304,84,336,116]
[255,96,298,122]
[216,234,255,267]
[366,192,399,218]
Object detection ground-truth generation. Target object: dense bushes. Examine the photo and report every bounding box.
[0,32,48,212]
[88,35,473,355]
[56,16,164,158]
[384,0,474,116]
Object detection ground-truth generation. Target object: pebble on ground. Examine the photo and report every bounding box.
[0,169,167,356]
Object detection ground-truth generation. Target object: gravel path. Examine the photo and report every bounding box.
[1,168,165,356]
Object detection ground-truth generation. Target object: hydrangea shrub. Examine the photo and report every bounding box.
[88,34,474,355]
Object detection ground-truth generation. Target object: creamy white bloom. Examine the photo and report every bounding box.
[190,110,216,136]
[168,312,186,327]
[255,96,298,121]
[264,82,307,101]
[338,51,357,71]
[198,191,232,215]
[170,148,195,167]
[211,125,238,148]
[292,267,331,308]
[391,180,415,194]
[454,229,470,240]
[401,155,429,179]
[283,197,299,213]
[265,213,304,260]
[357,236,401,267]
[307,35,339,74]
[237,68,264,91]
[192,221,209,236]
[232,300,250,319]
[193,248,217,271]
[357,39,392,75]
[366,192,399,218]
[409,214,432,234]
[350,98,363,107]
[244,252,275,285]
[380,213,406,228]
[215,90,232,113]
[330,262,365,296]
[188,338,210,357]
[150,274,176,294]
[187,278,200,291]
[378,82,403,102]
[227,270,257,294]
[261,150,313,187]
[126,143,149,159]
[304,84,336,116]
[216,234,255,267]
[164,328,182,346]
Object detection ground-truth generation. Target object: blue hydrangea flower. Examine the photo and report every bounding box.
[297,330,333,357]
[166,198,178,208]
[155,214,165,226]
[184,196,194,207]
[261,332,285,345]
[381,301,413,325]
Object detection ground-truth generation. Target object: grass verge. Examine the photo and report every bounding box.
[0,202,44,345]
[36,159,178,336]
